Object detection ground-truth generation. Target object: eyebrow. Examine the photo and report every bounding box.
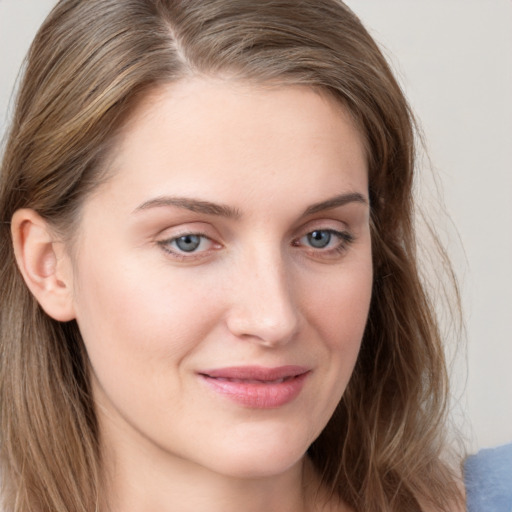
[303,192,368,215]
[133,191,368,219]
[134,196,242,219]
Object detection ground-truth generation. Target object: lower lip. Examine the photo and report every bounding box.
[199,372,309,409]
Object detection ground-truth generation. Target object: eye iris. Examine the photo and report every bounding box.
[307,230,331,248]
[175,235,201,252]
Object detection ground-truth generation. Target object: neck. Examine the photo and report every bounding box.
[98,419,334,512]
[103,444,317,512]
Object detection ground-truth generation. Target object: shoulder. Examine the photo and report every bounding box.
[464,442,512,512]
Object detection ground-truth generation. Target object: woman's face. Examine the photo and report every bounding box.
[69,78,372,478]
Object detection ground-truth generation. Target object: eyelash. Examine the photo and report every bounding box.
[292,229,355,256]
[157,228,355,261]
[157,232,216,261]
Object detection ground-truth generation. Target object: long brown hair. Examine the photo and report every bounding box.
[0,1,462,510]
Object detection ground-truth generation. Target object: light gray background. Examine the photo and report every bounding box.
[1,1,511,452]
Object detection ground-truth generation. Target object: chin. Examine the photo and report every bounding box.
[211,452,305,480]
[196,426,313,479]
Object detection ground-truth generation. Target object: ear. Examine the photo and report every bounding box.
[11,209,76,322]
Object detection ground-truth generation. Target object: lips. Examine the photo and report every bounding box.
[198,366,310,408]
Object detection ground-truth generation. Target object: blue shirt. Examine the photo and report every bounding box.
[465,443,512,512]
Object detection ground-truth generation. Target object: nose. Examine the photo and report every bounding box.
[225,249,300,347]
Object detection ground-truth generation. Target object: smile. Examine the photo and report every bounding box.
[198,366,310,409]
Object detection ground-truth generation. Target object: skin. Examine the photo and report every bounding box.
[14,78,372,512]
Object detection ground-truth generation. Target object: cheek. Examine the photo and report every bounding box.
[305,257,373,353]
[71,252,230,439]
[291,253,372,441]
[304,252,372,395]
[71,251,223,377]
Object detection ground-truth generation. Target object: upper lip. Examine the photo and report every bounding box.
[198,365,310,381]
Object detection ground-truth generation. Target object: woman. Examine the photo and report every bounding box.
[0,1,464,511]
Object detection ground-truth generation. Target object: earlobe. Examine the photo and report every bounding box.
[11,209,76,322]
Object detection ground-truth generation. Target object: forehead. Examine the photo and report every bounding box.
[92,78,368,216]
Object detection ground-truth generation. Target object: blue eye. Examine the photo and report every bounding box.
[306,230,333,249]
[174,234,202,252]
[294,228,354,255]
[159,233,214,257]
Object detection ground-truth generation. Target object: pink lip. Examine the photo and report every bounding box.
[198,365,310,409]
